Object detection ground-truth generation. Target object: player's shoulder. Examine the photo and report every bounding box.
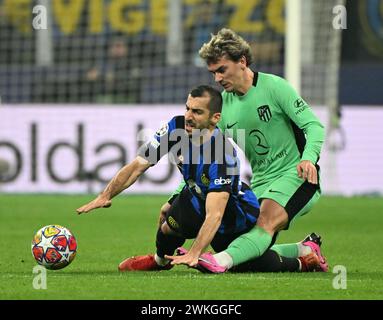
[172,115,185,125]
[168,115,185,129]
[258,72,294,98]
[258,72,287,86]
[221,89,230,101]
[156,115,184,137]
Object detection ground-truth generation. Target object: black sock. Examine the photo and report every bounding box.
[230,249,300,273]
[155,228,185,258]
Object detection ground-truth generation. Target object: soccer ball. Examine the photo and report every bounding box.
[31,225,77,270]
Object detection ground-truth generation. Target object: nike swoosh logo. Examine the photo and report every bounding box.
[269,189,283,194]
[226,122,238,129]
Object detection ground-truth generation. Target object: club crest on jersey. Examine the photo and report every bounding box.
[155,124,169,137]
[257,105,272,122]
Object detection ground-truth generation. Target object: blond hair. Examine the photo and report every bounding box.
[199,28,253,66]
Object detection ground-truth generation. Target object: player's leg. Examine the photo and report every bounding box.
[200,172,324,271]
[179,233,324,273]
[210,233,301,272]
[209,200,287,269]
[269,190,324,261]
[230,249,324,273]
[230,233,325,272]
[271,232,322,258]
[118,190,201,271]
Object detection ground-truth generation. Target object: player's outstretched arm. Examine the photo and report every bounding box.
[275,76,325,172]
[165,191,229,267]
[76,156,151,214]
[76,194,112,214]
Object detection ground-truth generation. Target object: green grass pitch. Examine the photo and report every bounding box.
[1,194,382,300]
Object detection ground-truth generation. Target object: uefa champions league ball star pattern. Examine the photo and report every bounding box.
[31,225,77,270]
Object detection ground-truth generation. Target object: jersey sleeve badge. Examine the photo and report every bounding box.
[155,123,169,137]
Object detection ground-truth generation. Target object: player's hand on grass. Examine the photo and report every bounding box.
[76,194,112,214]
[165,252,200,268]
[296,160,318,184]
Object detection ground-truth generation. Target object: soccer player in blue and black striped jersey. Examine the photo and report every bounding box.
[76,85,322,273]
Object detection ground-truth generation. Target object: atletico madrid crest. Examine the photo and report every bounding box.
[257,105,272,122]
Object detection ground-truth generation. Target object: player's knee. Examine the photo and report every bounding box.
[257,206,288,233]
[160,222,179,236]
[256,215,273,234]
[257,214,288,233]
[160,202,171,214]
[160,222,171,234]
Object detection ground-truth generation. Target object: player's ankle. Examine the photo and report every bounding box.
[154,253,170,266]
[213,251,234,269]
[297,258,304,272]
[297,243,312,256]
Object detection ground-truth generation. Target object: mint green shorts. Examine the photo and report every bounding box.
[253,171,321,229]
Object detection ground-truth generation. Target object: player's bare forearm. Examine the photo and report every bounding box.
[166,214,222,267]
[188,192,229,256]
[189,214,222,256]
[76,156,150,214]
[101,156,150,199]
[165,192,229,266]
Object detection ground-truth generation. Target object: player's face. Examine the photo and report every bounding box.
[184,95,213,135]
[207,56,247,92]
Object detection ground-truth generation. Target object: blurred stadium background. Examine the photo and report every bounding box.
[1,0,383,301]
[1,0,382,196]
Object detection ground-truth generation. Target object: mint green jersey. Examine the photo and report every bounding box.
[218,72,325,190]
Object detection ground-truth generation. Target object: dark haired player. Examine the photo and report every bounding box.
[77,85,325,273]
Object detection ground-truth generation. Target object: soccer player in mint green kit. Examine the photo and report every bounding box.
[166,28,328,273]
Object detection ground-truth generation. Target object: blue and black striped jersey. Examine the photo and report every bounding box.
[138,116,259,235]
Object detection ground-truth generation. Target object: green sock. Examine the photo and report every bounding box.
[270,243,299,258]
[225,226,272,266]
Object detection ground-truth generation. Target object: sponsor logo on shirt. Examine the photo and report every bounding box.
[214,177,232,185]
[294,98,309,115]
[255,149,287,167]
[248,129,270,155]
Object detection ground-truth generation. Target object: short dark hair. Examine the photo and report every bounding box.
[189,85,222,114]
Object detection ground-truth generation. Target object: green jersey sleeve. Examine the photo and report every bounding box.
[217,118,225,133]
[272,77,325,164]
[167,180,186,203]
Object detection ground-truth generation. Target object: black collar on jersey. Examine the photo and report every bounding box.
[232,70,259,97]
[252,70,259,87]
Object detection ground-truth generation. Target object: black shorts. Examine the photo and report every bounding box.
[165,188,256,252]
